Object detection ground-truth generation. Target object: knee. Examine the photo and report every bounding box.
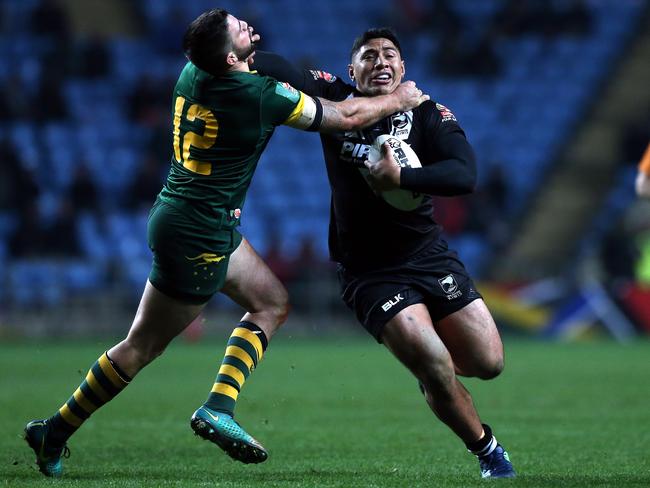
[274,300,290,326]
[269,288,291,327]
[474,354,504,380]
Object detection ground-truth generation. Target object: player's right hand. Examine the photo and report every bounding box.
[364,142,401,191]
[394,81,429,111]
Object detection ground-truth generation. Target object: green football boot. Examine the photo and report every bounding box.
[190,406,268,464]
[24,419,70,477]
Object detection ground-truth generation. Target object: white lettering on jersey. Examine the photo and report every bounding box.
[340,142,371,162]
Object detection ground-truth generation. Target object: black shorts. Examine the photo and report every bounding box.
[337,239,482,342]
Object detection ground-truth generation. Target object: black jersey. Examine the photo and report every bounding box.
[254,53,477,271]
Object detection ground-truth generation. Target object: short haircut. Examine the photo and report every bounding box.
[183,8,232,76]
[350,28,402,61]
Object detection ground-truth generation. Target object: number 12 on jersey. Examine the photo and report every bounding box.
[172,95,219,175]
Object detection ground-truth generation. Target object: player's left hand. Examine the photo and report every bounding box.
[364,142,401,191]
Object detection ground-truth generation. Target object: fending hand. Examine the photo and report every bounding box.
[394,81,429,112]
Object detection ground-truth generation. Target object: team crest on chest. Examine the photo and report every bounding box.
[338,110,412,166]
[389,111,413,139]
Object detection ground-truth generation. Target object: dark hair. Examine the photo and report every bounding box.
[182,8,232,75]
[350,28,402,60]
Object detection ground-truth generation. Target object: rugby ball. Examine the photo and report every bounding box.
[363,134,424,211]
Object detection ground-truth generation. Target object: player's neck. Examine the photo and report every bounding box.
[228,60,250,73]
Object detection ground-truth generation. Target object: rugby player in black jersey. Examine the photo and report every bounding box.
[254,28,516,479]
[23,12,429,477]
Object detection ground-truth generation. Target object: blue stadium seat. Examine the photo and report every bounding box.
[63,260,106,292]
[106,212,150,261]
[8,261,65,306]
[77,212,110,260]
[1,0,645,293]
[123,256,152,298]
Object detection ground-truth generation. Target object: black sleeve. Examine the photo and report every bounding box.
[400,102,477,196]
[305,97,324,132]
[253,51,309,91]
[254,50,354,101]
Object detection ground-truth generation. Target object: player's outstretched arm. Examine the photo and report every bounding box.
[251,51,307,91]
[318,81,428,132]
[281,82,427,134]
[365,129,477,196]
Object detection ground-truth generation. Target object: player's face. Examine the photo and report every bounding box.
[226,14,259,62]
[349,38,405,96]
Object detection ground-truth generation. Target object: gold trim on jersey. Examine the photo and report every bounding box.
[283,92,318,130]
[284,91,306,125]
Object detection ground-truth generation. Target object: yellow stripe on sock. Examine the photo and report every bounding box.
[218,364,245,387]
[211,382,239,401]
[73,388,98,414]
[86,370,111,403]
[231,327,264,362]
[224,345,255,371]
[59,404,83,427]
[98,353,129,388]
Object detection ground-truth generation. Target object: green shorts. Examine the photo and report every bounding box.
[147,198,242,304]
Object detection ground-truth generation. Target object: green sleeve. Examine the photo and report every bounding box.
[259,77,305,127]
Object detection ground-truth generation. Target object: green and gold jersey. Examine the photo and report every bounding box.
[159,62,307,228]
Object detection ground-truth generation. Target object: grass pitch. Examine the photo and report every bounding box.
[1,336,649,487]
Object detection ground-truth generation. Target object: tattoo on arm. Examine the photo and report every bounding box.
[319,99,347,132]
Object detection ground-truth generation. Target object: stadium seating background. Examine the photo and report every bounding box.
[0,0,648,335]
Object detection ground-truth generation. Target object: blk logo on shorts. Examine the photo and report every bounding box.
[438,274,462,300]
[381,293,404,312]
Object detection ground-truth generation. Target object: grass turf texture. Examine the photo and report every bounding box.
[1,338,649,487]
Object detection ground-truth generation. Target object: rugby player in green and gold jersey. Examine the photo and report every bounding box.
[24,8,429,477]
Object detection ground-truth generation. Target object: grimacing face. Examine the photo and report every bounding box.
[349,38,405,96]
[226,14,257,61]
